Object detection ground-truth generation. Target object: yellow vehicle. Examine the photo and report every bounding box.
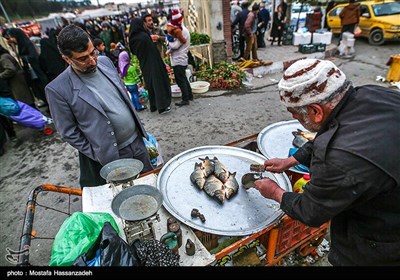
[326,0,400,45]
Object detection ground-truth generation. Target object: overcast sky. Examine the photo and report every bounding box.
[90,0,143,5]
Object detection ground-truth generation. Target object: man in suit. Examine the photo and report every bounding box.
[45,24,153,188]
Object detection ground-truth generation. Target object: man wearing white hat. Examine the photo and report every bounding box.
[254,58,400,266]
[166,9,193,107]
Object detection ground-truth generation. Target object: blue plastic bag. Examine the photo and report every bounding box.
[9,101,47,130]
[143,133,159,166]
[0,97,21,117]
[289,148,310,173]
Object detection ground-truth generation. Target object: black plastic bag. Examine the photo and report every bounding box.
[73,222,140,266]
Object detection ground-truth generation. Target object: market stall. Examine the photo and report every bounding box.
[18,121,329,266]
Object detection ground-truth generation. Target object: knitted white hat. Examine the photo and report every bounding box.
[170,9,183,26]
[278,59,346,107]
[171,9,182,21]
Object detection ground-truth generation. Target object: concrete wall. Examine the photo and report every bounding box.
[181,0,232,66]
[209,0,230,64]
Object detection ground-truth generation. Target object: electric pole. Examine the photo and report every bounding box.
[0,0,11,24]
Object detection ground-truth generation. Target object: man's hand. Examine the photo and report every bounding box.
[254,178,285,203]
[150,34,158,42]
[264,156,298,173]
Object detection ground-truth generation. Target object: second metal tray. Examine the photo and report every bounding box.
[257,120,309,174]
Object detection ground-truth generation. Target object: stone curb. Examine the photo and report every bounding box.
[198,45,338,98]
[252,46,338,77]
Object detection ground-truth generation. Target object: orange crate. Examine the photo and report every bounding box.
[275,216,322,255]
[193,229,219,251]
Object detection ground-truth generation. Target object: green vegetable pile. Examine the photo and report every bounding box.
[190,32,210,46]
[197,62,245,90]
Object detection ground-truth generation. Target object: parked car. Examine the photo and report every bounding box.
[326,0,400,45]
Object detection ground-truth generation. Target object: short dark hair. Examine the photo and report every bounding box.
[252,3,260,11]
[142,13,152,21]
[241,1,249,8]
[57,24,91,57]
[93,38,104,48]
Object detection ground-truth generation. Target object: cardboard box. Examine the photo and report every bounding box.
[312,32,332,45]
[293,32,312,45]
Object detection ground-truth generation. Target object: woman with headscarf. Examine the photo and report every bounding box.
[0,44,35,108]
[129,17,171,114]
[118,50,146,111]
[39,28,67,82]
[5,28,49,106]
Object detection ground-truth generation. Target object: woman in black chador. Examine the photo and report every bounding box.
[129,17,171,114]
[270,5,286,46]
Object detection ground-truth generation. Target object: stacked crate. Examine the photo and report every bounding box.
[282,25,294,45]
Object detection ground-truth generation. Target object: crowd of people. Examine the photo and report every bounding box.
[1,2,399,267]
[1,7,194,157]
[231,0,289,60]
[230,0,362,60]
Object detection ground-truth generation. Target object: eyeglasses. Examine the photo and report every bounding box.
[70,48,99,64]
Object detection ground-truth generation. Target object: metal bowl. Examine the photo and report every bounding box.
[100,159,144,184]
[111,185,163,221]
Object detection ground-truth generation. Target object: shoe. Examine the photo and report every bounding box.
[36,100,46,108]
[159,106,171,114]
[175,100,189,106]
[137,105,147,112]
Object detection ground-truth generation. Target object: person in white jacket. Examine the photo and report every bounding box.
[166,10,193,107]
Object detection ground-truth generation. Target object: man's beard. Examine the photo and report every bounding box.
[85,66,97,73]
[301,114,321,133]
[80,65,97,74]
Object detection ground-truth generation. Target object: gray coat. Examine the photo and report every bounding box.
[0,52,35,106]
[45,56,148,166]
[282,85,400,266]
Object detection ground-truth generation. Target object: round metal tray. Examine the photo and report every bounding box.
[257,120,309,174]
[100,159,144,184]
[156,146,292,236]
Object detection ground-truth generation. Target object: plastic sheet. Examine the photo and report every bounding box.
[49,212,119,266]
[0,97,20,117]
[9,101,47,130]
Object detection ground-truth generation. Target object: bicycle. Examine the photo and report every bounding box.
[231,25,241,61]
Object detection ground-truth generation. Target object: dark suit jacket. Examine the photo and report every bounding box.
[45,56,148,166]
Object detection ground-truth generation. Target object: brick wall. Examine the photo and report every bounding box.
[222,0,233,61]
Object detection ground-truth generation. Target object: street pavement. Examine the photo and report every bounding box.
[0,36,398,267]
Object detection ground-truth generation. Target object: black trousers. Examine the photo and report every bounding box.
[239,34,246,59]
[338,24,356,43]
[79,136,154,188]
[172,65,193,102]
[0,115,16,138]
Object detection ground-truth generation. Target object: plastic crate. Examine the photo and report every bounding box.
[282,38,293,45]
[314,43,326,52]
[298,44,315,54]
[193,229,219,251]
[275,216,322,254]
